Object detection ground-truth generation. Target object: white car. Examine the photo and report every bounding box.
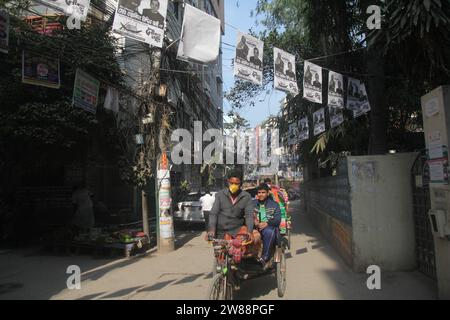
[174,192,216,224]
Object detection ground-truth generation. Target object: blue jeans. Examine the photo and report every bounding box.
[260,225,278,262]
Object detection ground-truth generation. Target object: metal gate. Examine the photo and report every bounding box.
[411,151,437,280]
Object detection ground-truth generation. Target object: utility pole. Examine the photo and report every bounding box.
[151,46,175,253]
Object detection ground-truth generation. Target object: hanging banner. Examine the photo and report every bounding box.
[346,77,361,112]
[72,69,100,114]
[104,87,120,114]
[329,106,344,128]
[36,0,91,21]
[234,32,264,86]
[0,10,9,54]
[347,78,371,118]
[274,47,298,96]
[303,61,323,104]
[177,4,221,64]
[327,70,344,108]
[22,51,61,89]
[298,117,309,142]
[313,108,326,136]
[112,0,168,48]
[288,123,299,146]
[353,82,371,118]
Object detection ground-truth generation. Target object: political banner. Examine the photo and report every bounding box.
[234,32,264,85]
[303,61,323,104]
[329,105,344,128]
[36,0,91,21]
[72,69,100,114]
[288,123,299,145]
[298,117,309,142]
[112,0,168,48]
[313,108,326,136]
[347,78,371,118]
[353,82,371,118]
[327,70,344,108]
[22,51,61,89]
[0,10,9,54]
[274,48,298,96]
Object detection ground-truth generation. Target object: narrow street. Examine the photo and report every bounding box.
[0,201,437,300]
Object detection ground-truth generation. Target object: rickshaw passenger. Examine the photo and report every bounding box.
[253,183,281,268]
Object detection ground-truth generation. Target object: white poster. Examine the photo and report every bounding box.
[329,106,344,128]
[37,0,91,21]
[327,71,344,108]
[313,108,326,136]
[112,0,168,48]
[0,10,9,54]
[303,61,323,104]
[177,4,221,64]
[298,117,309,142]
[234,32,264,85]
[274,48,298,96]
[288,123,299,146]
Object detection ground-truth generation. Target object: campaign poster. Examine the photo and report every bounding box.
[274,47,298,96]
[112,0,168,48]
[303,60,323,104]
[298,117,309,142]
[37,0,91,21]
[327,70,344,108]
[313,108,326,136]
[234,31,264,85]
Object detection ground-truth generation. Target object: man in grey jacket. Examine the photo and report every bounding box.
[207,170,254,239]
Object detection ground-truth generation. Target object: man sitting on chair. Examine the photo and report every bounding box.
[252,183,281,269]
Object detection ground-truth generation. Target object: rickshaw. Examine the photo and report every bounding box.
[207,231,287,300]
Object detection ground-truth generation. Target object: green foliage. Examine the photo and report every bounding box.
[0,5,126,182]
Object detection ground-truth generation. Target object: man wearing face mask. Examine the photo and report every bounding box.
[207,170,254,241]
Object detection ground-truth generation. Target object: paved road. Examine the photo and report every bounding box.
[0,200,437,300]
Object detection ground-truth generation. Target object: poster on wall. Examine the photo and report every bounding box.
[0,10,9,54]
[303,61,323,104]
[36,0,91,21]
[112,0,168,48]
[329,105,344,128]
[327,70,344,108]
[313,108,326,136]
[298,117,309,142]
[22,51,61,89]
[274,47,298,96]
[234,31,264,85]
[72,69,100,114]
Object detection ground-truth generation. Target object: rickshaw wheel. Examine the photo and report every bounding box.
[208,273,232,300]
[276,247,287,297]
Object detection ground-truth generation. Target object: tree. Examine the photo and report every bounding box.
[227,0,450,179]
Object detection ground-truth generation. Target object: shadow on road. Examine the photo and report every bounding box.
[174,222,205,250]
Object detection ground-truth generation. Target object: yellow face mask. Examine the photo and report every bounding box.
[229,184,240,195]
